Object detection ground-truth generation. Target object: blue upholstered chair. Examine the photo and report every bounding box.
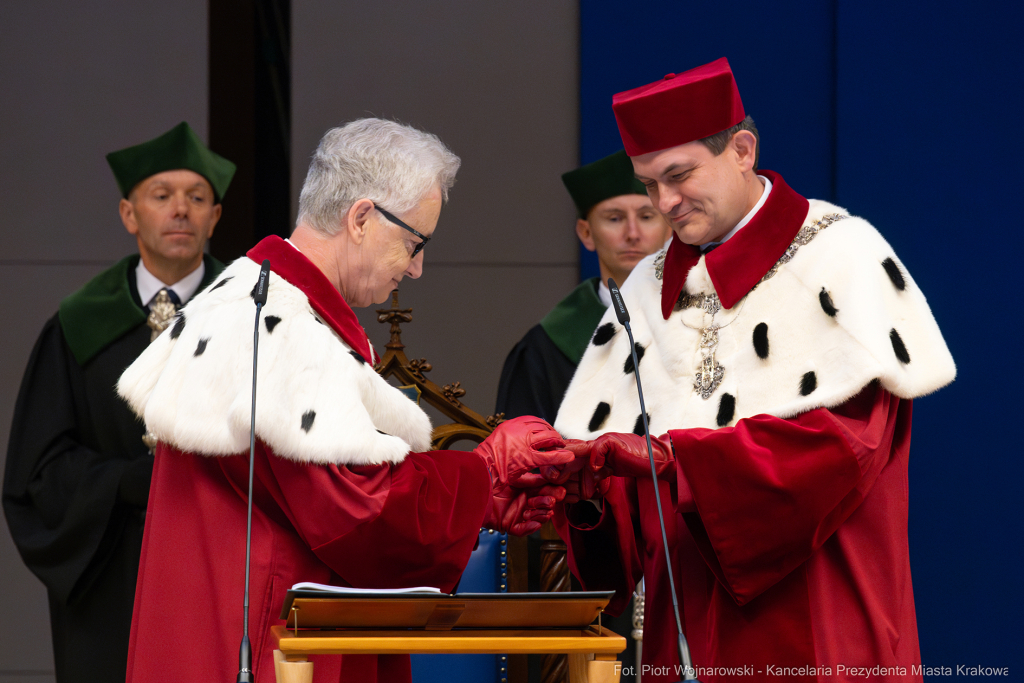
[410,529,510,683]
[374,292,516,683]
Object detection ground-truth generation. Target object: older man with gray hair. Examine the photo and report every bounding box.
[116,118,574,683]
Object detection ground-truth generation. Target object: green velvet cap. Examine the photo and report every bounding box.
[105,122,236,203]
[561,150,648,219]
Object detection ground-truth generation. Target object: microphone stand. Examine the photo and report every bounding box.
[609,278,699,683]
[237,260,271,683]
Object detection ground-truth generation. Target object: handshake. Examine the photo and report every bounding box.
[476,416,674,536]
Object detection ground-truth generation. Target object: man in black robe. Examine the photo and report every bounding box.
[496,150,670,423]
[494,151,670,680]
[3,122,234,683]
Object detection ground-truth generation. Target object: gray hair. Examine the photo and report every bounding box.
[297,118,461,235]
[699,115,760,170]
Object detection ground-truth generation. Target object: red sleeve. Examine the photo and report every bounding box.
[262,448,490,593]
[671,381,901,605]
[553,478,643,616]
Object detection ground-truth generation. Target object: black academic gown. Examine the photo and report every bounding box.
[496,277,607,423]
[494,278,638,678]
[3,254,222,683]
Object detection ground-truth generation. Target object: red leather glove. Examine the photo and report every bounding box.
[475,416,574,534]
[474,416,575,489]
[485,484,566,536]
[587,432,675,481]
[557,440,612,503]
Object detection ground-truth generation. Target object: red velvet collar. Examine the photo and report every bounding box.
[247,236,376,362]
[660,170,809,319]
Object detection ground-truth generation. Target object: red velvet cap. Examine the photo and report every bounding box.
[613,57,745,156]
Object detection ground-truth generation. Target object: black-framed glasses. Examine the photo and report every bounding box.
[376,206,430,257]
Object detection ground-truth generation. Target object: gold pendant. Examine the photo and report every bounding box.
[146,289,177,342]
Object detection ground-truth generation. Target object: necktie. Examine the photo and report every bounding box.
[146,288,181,342]
[142,288,181,453]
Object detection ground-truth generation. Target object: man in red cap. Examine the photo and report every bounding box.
[553,58,956,681]
[496,150,671,425]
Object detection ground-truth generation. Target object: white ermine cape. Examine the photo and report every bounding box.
[554,199,956,439]
[117,257,432,465]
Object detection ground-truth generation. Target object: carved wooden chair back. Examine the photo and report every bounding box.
[373,291,569,683]
[373,291,505,449]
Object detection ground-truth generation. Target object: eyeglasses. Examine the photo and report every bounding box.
[376,206,430,258]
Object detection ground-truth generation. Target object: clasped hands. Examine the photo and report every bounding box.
[477,417,675,535]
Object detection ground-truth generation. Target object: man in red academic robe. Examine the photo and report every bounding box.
[552,59,956,682]
[117,119,572,683]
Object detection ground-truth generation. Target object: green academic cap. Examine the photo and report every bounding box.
[561,150,648,219]
[105,122,236,203]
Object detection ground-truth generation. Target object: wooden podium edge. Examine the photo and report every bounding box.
[271,624,627,656]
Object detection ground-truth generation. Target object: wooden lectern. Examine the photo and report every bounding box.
[373,291,583,683]
[271,592,626,683]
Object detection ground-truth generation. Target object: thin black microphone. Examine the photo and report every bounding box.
[608,278,699,683]
[253,259,271,306]
[237,259,270,683]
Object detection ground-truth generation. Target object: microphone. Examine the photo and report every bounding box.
[608,278,699,683]
[253,259,271,306]
[237,260,270,682]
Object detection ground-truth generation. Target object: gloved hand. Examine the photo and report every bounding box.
[474,416,574,535]
[587,432,675,481]
[474,416,575,489]
[485,484,566,536]
[556,440,612,503]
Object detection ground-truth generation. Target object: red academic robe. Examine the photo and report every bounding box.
[555,173,928,682]
[558,382,922,682]
[125,237,491,683]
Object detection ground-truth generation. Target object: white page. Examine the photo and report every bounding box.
[290,582,442,595]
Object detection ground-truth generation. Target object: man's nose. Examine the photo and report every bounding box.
[171,192,189,218]
[656,183,681,215]
[405,252,424,279]
[624,214,642,241]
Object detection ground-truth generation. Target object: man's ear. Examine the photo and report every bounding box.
[346,198,375,245]
[120,198,139,236]
[575,218,597,252]
[730,130,758,173]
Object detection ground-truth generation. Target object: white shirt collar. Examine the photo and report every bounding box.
[136,258,206,307]
[597,279,612,308]
[701,174,772,252]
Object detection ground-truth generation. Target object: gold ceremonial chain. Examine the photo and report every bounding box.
[751,213,847,291]
[146,289,178,342]
[654,249,667,280]
[667,213,849,401]
[676,293,724,400]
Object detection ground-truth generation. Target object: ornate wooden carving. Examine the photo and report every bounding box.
[441,381,466,406]
[539,521,570,683]
[374,291,494,449]
[374,291,571,683]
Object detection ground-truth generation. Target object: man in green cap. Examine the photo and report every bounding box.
[3,122,235,683]
[495,150,671,423]
[493,150,670,677]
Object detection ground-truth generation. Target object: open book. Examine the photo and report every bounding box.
[290,582,442,595]
[280,587,616,628]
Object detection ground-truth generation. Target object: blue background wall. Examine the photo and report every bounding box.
[579,1,1023,677]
